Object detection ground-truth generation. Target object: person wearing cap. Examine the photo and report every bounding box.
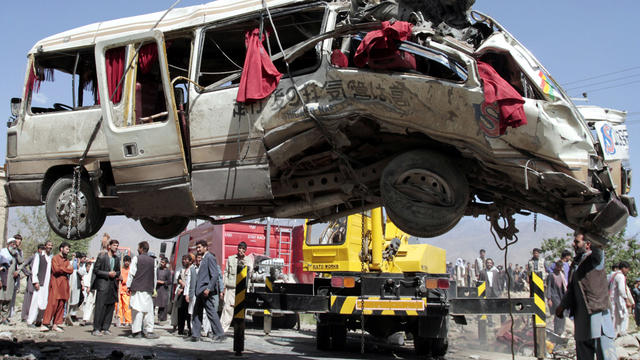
[8,235,23,319]
[0,237,23,324]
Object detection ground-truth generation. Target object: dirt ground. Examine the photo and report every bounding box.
[0,314,550,360]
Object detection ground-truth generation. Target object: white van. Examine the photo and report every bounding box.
[5,0,635,241]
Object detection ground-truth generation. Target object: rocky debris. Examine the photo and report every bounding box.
[615,332,640,360]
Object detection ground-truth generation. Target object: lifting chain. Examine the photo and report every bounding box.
[66,166,82,240]
[359,205,367,355]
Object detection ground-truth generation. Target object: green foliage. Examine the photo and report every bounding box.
[8,206,91,258]
[540,232,573,263]
[541,228,639,284]
[604,229,640,282]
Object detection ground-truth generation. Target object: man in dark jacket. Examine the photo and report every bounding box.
[189,240,224,342]
[91,239,120,336]
[556,231,616,360]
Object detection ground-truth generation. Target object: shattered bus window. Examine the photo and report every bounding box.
[198,6,325,90]
[28,48,98,114]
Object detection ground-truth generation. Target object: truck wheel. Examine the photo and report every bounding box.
[316,322,331,350]
[414,336,448,357]
[140,216,189,239]
[430,337,448,357]
[330,324,347,350]
[45,175,106,239]
[381,150,469,237]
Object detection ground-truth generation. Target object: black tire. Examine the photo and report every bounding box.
[140,216,189,239]
[430,337,448,357]
[330,324,347,350]
[316,322,331,350]
[380,150,469,237]
[45,175,106,240]
[413,336,448,358]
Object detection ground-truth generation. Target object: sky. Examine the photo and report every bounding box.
[1,1,640,250]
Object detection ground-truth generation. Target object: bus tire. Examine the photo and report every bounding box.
[45,175,106,240]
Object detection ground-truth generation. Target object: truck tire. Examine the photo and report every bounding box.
[414,336,448,357]
[140,216,189,239]
[430,337,448,357]
[381,150,469,237]
[330,324,347,350]
[45,175,106,239]
[316,322,331,350]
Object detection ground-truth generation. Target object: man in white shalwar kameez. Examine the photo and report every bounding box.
[27,241,53,326]
[126,241,158,339]
[79,260,95,325]
[609,261,632,337]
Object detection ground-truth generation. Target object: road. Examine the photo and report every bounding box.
[0,319,538,360]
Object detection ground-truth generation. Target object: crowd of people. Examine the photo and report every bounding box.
[0,233,255,343]
[449,232,639,360]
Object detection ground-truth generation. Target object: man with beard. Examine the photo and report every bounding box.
[91,239,120,336]
[556,231,616,360]
[41,242,73,332]
[155,257,171,323]
[127,241,159,339]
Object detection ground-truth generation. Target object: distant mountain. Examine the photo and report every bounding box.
[410,216,573,266]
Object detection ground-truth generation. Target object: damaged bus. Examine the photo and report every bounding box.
[5,0,635,242]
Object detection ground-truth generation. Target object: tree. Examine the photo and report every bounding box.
[540,228,639,284]
[540,233,573,263]
[8,206,91,259]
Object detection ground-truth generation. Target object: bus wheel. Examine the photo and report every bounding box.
[140,216,189,239]
[381,150,469,237]
[45,175,106,239]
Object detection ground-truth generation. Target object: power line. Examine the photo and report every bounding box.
[570,79,640,95]
[565,73,640,91]
[562,65,640,86]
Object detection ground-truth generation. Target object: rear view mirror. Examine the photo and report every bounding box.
[10,98,21,117]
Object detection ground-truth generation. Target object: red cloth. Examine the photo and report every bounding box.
[477,61,527,135]
[138,43,158,75]
[331,49,348,68]
[353,21,415,70]
[103,47,126,104]
[237,29,283,103]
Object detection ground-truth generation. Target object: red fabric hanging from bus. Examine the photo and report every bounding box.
[237,28,282,103]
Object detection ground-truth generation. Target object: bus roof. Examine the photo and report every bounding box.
[30,0,312,54]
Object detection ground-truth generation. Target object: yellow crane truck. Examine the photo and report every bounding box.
[249,207,451,357]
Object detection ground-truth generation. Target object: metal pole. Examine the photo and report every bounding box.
[530,272,546,359]
[477,281,487,343]
[233,265,248,356]
[264,274,273,335]
[265,217,271,257]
